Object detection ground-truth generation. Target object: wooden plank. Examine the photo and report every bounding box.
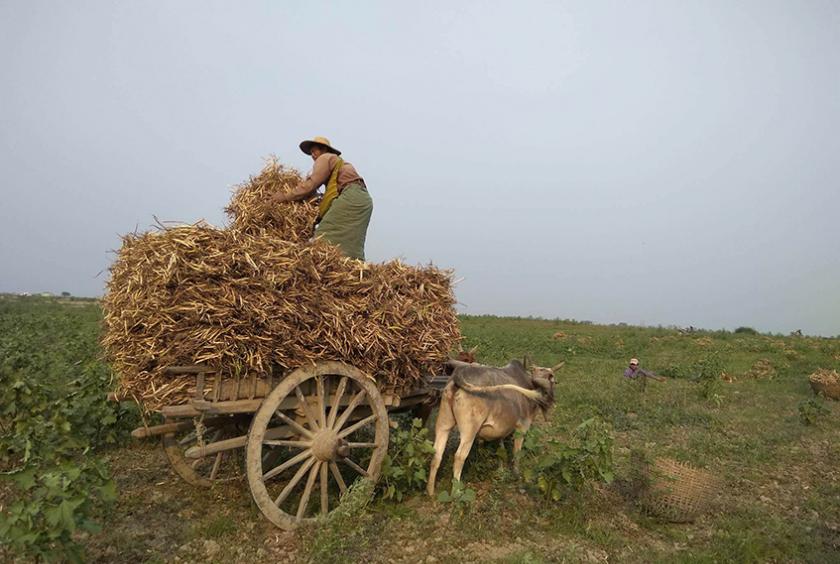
[184,425,293,459]
[191,399,264,414]
[160,384,377,419]
[130,415,232,439]
[131,420,192,439]
[165,365,214,375]
[160,404,201,418]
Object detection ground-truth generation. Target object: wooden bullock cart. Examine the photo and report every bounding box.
[128,361,442,530]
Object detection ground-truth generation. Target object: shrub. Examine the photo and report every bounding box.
[436,479,476,521]
[734,327,758,335]
[0,304,135,561]
[378,418,436,501]
[307,479,376,564]
[436,478,477,504]
[798,399,829,426]
[521,417,614,501]
[692,352,726,405]
[659,364,689,379]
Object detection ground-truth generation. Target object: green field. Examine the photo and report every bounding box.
[1,296,839,562]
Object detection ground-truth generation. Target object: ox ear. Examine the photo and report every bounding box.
[551,361,565,372]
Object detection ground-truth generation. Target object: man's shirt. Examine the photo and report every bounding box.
[624,367,651,378]
[300,153,363,194]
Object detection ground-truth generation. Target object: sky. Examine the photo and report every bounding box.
[1,1,838,336]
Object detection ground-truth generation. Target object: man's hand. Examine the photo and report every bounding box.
[272,182,312,204]
[271,191,291,204]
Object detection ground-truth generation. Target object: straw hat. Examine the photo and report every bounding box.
[299,136,341,156]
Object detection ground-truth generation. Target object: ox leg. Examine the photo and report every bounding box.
[427,394,456,497]
[512,420,532,476]
[452,420,480,484]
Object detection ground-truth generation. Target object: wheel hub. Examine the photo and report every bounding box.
[311,430,349,461]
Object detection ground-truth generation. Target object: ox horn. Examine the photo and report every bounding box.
[551,361,565,372]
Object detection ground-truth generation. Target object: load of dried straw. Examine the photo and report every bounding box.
[809,369,840,400]
[225,157,317,241]
[103,159,460,411]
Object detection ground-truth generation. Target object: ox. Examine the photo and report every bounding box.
[427,359,561,496]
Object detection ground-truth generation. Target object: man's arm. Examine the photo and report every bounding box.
[639,369,666,382]
[272,155,333,203]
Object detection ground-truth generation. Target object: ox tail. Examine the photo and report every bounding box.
[452,372,542,401]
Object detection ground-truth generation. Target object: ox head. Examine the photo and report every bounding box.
[453,345,479,364]
[527,361,564,416]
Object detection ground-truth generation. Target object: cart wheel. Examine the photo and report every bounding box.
[246,361,389,529]
[162,416,245,487]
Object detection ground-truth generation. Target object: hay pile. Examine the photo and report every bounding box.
[809,369,840,400]
[103,158,460,411]
[225,157,318,241]
[744,358,776,380]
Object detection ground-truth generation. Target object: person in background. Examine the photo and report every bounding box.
[271,136,373,260]
[624,358,666,382]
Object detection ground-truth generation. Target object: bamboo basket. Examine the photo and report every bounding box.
[640,458,717,523]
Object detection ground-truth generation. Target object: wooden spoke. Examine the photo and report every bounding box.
[264,439,312,448]
[337,414,378,439]
[164,418,246,488]
[209,452,223,480]
[334,389,367,431]
[294,386,321,431]
[329,461,347,494]
[320,462,329,515]
[275,410,314,439]
[263,448,312,482]
[347,442,378,449]
[246,362,390,530]
[315,375,326,428]
[178,430,197,447]
[341,457,369,477]
[274,457,316,506]
[296,461,321,520]
[327,376,348,428]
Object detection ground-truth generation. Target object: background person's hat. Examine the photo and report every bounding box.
[299,136,341,156]
[630,358,639,365]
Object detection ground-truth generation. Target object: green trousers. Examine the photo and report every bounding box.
[315,183,373,260]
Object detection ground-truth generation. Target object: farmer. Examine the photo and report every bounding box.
[271,136,373,260]
[624,358,666,382]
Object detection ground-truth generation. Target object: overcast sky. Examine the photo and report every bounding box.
[1,1,838,335]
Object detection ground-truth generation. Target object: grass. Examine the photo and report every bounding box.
[1,296,839,562]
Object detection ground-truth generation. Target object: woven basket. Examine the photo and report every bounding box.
[640,458,717,523]
[809,370,840,401]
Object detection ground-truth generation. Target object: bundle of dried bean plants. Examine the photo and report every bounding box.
[103,158,460,411]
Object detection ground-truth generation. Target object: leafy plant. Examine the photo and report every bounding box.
[0,301,134,561]
[521,417,614,501]
[437,478,476,504]
[798,398,829,426]
[307,479,377,564]
[378,418,436,501]
[692,352,726,404]
[659,364,688,379]
[437,478,477,521]
[0,460,116,563]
